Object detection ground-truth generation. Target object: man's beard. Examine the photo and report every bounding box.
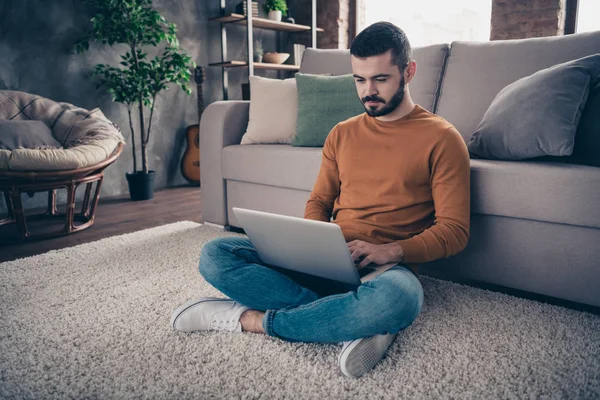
[361,77,405,117]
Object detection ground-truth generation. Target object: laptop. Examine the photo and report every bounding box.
[232,207,397,292]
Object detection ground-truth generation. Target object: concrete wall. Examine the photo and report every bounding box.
[2,0,572,218]
[0,0,278,216]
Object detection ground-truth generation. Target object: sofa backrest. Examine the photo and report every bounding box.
[436,31,600,143]
[299,45,450,112]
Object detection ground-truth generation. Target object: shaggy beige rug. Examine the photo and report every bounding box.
[1,221,599,399]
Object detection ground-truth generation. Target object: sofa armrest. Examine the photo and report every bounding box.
[199,100,250,226]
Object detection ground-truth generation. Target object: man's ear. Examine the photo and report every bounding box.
[404,61,417,84]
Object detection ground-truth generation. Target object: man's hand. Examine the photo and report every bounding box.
[347,240,404,269]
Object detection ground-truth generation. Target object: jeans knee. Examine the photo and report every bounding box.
[198,238,223,283]
[378,274,424,333]
[198,237,253,284]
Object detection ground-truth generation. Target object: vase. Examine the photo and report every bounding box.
[126,170,155,201]
[268,10,282,22]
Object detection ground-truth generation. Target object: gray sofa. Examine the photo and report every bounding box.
[200,31,600,308]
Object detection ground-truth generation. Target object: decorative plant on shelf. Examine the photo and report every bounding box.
[264,0,287,21]
[75,0,195,201]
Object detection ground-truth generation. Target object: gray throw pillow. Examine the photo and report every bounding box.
[292,73,365,147]
[0,120,62,150]
[570,83,600,167]
[468,54,600,160]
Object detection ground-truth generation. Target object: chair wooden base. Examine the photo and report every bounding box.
[0,174,103,241]
[0,143,123,242]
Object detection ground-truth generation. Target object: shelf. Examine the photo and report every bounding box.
[209,13,324,33]
[209,61,300,71]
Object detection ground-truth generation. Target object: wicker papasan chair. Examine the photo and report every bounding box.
[0,90,125,241]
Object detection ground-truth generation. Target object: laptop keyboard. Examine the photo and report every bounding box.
[358,266,377,278]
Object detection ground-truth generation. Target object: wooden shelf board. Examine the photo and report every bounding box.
[209,61,248,68]
[209,13,324,32]
[209,60,300,71]
[255,62,300,71]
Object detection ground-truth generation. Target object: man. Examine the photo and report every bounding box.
[170,21,470,379]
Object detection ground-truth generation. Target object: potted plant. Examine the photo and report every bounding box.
[264,0,287,22]
[75,0,194,201]
[253,40,264,62]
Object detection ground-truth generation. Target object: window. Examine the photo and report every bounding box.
[576,0,600,33]
[358,0,492,47]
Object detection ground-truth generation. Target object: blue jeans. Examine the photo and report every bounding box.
[199,236,424,343]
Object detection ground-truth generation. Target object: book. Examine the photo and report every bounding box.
[236,1,259,18]
[293,44,306,66]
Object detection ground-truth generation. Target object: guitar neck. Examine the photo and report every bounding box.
[197,82,204,120]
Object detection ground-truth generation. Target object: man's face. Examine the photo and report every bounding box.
[351,50,405,117]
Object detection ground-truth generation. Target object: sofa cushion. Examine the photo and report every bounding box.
[436,30,600,143]
[223,144,600,229]
[299,48,353,76]
[222,144,321,191]
[240,76,297,145]
[471,159,600,230]
[299,44,450,112]
[467,54,600,160]
[570,84,600,167]
[292,73,364,147]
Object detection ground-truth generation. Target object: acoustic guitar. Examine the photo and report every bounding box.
[181,66,205,184]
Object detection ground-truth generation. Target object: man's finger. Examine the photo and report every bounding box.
[358,256,371,269]
[351,249,365,261]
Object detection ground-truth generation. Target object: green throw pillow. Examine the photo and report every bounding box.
[292,73,365,147]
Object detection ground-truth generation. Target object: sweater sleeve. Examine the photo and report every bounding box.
[304,129,340,222]
[396,127,471,264]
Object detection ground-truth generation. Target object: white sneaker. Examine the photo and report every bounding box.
[170,297,249,333]
[338,333,398,378]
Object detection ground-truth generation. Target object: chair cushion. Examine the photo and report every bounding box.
[471,159,600,229]
[0,90,125,171]
[1,137,121,171]
[467,54,600,160]
[0,120,62,150]
[222,144,322,191]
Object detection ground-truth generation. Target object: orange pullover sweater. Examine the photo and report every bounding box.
[304,105,471,274]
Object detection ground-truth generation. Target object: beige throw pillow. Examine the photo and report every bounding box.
[240,76,298,145]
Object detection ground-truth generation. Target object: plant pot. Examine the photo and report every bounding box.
[268,10,282,22]
[253,53,263,62]
[126,171,155,201]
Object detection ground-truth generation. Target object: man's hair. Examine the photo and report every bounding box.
[350,22,412,71]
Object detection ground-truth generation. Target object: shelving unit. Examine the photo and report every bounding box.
[210,60,305,71]
[210,0,321,100]
[209,13,324,32]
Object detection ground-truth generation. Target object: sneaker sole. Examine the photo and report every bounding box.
[338,333,397,378]
[170,297,224,330]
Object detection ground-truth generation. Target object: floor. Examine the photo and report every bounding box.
[1,185,598,315]
[0,185,202,263]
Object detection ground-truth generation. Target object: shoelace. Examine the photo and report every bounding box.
[210,319,238,332]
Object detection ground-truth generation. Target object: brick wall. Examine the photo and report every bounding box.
[294,0,353,49]
[491,0,567,40]
[294,0,569,50]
